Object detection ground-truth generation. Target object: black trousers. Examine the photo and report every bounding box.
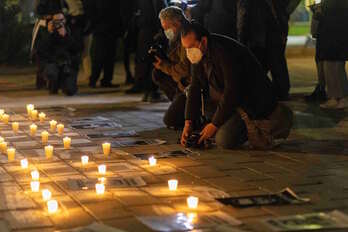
[90,34,118,85]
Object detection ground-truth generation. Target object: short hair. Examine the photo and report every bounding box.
[181,21,210,41]
[159,6,188,24]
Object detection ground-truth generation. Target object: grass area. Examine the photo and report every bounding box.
[289,23,310,36]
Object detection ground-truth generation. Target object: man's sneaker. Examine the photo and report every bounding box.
[336,97,348,109]
[148,91,169,103]
[320,98,338,109]
[305,85,328,102]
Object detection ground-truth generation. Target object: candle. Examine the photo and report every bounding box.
[0,137,4,143]
[47,200,58,214]
[12,122,19,133]
[45,145,53,159]
[31,181,40,192]
[0,109,4,115]
[98,177,106,183]
[95,183,105,195]
[168,179,178,191]
[2,114,9,124]
[41,131,49,144]
[21,158,29,169]
[49,120,57,133]
[102,142,111,155]
[98,164,106,175]
[26,104,34,117]
[29,124,37,136]
[7,148,15,161]
[39,112,46,123]
[31,170,40,180]
[31,110,38,121]
[57,124,64,136]
[81,155,89,165]
[0,142,7,153]
[63,137,71,149]
[187,196,199,209]
[42,189,52,201]
[148,156,157,166]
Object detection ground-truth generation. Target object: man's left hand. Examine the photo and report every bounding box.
[153,56,162,69]
[198,123,218,144]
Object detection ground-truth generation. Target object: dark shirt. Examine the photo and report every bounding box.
[186,34,277,127]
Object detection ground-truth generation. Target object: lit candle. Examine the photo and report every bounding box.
[57,124,64,136]
[42,189,52,201]
[2,114,9,124]
[98,164,106,175]
[0,142,7,153]
[98,177,106,183]
[41,131,49,144]
[168,179,178,191]
[187,196,199,209]
[148,156,157,166]
[81,155,89,165]
[29,124,37,136]
[0,137,4,143]
[39,112,46,123]
[31,180,40,192]
[47,199,58,214]
[0,109,4,115]
[7,148,15,161]
[95,183,105,195]
[102,142,111,155]
[21,158,29,169]
[63,137,71,149]
[12,122,19,133]
[26,104,34,117]
[31,170,40,180]
[31,110,38,121]
[49,120,57,133]
[45,145,53,159]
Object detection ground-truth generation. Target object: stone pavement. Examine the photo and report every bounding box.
[0,58,347,232]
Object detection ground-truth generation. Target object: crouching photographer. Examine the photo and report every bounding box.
[37,13,82,96]
[152,6,191,129]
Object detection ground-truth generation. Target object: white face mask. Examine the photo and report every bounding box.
[164,28,176,41]
[186,47,203,64]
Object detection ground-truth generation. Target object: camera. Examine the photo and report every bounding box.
[186,132,204,149]
[52,19,65,30]
[142,43,168,63]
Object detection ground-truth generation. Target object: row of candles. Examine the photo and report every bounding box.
[1,105,200,212]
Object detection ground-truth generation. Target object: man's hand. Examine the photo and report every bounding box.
[47,21,54,33]
[181,120,192,146]
[153,56,162,69]
[198,123,218,144]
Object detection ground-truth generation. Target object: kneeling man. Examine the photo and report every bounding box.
[180,22,293,149]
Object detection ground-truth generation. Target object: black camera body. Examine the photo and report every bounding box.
[186,132,204,149]
[52,19,64,30]
[142,43,168,63]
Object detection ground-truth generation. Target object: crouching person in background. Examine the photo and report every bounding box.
[38,13,82,96]
[180,22,293,150]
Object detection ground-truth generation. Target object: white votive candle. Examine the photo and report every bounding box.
[7,148,15,161]
[95,183,105,195]
[26,104,34,116]
[57,124,64,136]
[2,114,9,124]
[29,124,37,136]
[31,110,38,121]
[63,137,71,149]
[49,120,57,133]
[45,145,53,159]
[39,112,46,122]
[0,142,7,153]
[31,180,40,192]
[187,196,199,209]
[81,155,89,165]
[148,156,157,166]
[102,142,111,155]
[47,199,58,214]
[168,179,178,191]
[41,131,49,144]
[21,158,28,169]
[42,189,52,201]
[31,170,40,180]
[12,122,19,133]
[98,164,106,175]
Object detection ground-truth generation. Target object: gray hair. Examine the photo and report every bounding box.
[159,6,188,24]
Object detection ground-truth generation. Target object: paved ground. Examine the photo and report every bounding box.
[0,57,347,232]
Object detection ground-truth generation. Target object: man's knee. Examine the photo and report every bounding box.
[163,111,184,129]
[216,128,241,149]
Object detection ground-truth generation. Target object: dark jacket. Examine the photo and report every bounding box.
[191,0,237,38]
[135,0,168,29]
[317,0,348,61]
[186,34,277,127]
[37,27,82,64]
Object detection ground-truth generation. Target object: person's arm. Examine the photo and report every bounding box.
[211,54,242,128]
[157,45,191,83]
